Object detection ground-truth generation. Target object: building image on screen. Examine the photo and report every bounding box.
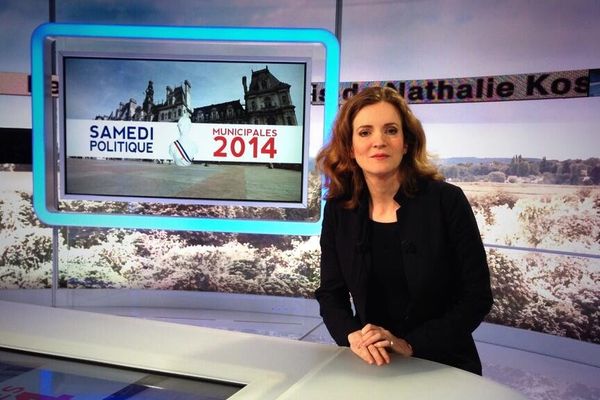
[61,56,309,207]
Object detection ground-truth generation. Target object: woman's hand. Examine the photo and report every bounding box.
[348,329,390,366]
[359,324,413,357]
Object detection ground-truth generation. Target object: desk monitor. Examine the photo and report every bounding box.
[0,348,243,399]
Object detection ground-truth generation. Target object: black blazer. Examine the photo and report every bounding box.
[315,179,493,375]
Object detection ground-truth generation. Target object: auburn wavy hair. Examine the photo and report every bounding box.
[317,86,443,209]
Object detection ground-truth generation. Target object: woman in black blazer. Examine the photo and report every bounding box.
[315,86,493,375]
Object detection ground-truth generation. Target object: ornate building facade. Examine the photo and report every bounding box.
[243,66,297,126]
[192,100,246,124]
[95,68,297,128]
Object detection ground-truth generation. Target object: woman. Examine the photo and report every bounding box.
[315,86,493,375]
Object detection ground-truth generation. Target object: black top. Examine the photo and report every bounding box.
[315,179,493,375]
[366,220,410,336]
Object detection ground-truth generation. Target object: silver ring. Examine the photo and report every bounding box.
[389,340,394,347]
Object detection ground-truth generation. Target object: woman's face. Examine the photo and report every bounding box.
[351,101,407,181]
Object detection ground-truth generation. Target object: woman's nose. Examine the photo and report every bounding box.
[372,130,387,147]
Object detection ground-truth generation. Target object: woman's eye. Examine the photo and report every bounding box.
[358,130,370,137]
[385,127,399,135]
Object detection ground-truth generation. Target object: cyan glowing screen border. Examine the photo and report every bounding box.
[31,23,339,235]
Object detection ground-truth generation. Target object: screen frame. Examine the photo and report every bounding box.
[58,52,312,208]
[0,347,245,399]
[31,23,340,235]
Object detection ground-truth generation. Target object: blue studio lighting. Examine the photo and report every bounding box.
[31,23,340,235]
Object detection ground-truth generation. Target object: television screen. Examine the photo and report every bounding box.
[32,23,339,234]
[60,55,310,207]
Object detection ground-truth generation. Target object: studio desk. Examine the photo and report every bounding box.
[0,300,526,399]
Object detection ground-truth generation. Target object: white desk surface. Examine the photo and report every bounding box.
[0,300,526,399]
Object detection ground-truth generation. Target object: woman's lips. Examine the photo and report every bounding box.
[371,153,389,159]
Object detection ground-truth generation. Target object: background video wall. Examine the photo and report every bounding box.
[0,0,599,346]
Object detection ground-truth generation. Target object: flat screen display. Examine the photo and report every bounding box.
[60,55,310,208]
[0,348,243,399]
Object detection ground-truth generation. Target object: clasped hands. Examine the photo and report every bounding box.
[348,324,413,366]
